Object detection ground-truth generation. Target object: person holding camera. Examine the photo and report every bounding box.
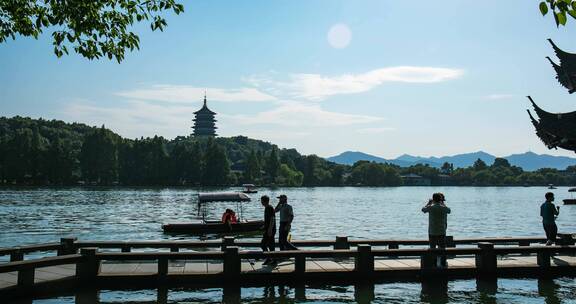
[422,192,451,268]
[541,192,560,245]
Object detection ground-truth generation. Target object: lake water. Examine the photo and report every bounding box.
[1,187,575,303]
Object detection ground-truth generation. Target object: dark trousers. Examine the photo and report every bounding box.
[429,234,447,267]
[429,234,446,249]
[279,222,298,250]
[543,223,558,243]
[260,234,275,252]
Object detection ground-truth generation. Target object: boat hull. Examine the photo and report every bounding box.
[162,220,265,234]
[563,199,576,205]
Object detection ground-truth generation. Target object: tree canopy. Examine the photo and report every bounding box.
[540,0,576,26]
[0,0,184,62]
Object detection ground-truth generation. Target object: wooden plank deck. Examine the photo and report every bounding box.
[3,254,574,291]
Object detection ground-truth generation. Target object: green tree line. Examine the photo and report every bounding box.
[1,116,576,187]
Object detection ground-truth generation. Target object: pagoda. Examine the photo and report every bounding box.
[192,94,217,137]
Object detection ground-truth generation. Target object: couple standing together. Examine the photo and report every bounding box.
[260,194,297,265]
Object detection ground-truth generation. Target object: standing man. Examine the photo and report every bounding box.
[422,193,451,267]
[275,194,298,250]
[541,192,560,245]
[260,195,276,265]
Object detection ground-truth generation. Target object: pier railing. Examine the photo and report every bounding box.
[2,235,574,262]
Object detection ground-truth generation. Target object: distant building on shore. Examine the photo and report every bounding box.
[192,94,217,137]
[400,173,431,186]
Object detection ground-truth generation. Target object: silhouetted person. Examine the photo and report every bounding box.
[275,194,298,250]
[422,192,451,267]
[260,195,276,265]
[541,192,560,245]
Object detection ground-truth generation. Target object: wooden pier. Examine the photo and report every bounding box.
[0,235,575,302]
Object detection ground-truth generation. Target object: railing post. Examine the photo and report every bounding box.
[295,255,306,273]
[475,242,496,276]
[10,248,24,262]
[17,268,34,287]
[58,237,77,255]
[388,242,399,250]
[537,250,551,269]
[355,245,374,275]
[170,246,179,253]
[121,243,131,253]
[77,248,99,279]
[334,236,350,250]
[519,240,530,256]
[446,236,455,248]
[222,236,235,251]
[158,256,169,276]
[557,234,575,246]
[223,246,240,277]
[518,240,530,247]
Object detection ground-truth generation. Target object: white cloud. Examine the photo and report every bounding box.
[356,127,396,134]
[245,66,464,101]
[62,101,195,139]
[115,85,277,103]
[485,94,515,100]
[223,102,383,127]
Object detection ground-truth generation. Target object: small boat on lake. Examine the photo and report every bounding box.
[548,184,557,189]
[162,191,263,235]
[242,184,258,194]
[563,188,576,205]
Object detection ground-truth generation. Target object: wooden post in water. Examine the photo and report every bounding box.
[17,268,34,287]
[420,250,438,270]
[334,236,350,250]
[10,248,23,262]
[158,257,169,276]
[223,246,240,277]
[222,236,235,251]
[295,255,306,273]
[537,250,551,269]
[77,248,99,279]
[476,242,496,276]
[58,237,77,255]
[355,245,374,275]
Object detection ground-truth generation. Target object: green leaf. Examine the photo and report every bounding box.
[540,2,549,15]
[557,11,567,25]
[568,9,576,19]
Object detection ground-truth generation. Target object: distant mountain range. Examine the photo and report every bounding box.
[327,151,576,171]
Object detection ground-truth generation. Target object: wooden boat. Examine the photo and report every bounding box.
[162,191,260,234]
[242,184,258,194]
[564,188,576,205]
[548,184,557,189]
[162,220,264,234]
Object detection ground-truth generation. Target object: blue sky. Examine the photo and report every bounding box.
[2,0,576,158]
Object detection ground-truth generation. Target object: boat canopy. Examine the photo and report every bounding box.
[568,188,576,192]
[242,184,255,187]
[198,192,251,203]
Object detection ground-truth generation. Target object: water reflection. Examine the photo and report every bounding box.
[538,279,561,304]
[23,277,576,303]
[420,279,448,304]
